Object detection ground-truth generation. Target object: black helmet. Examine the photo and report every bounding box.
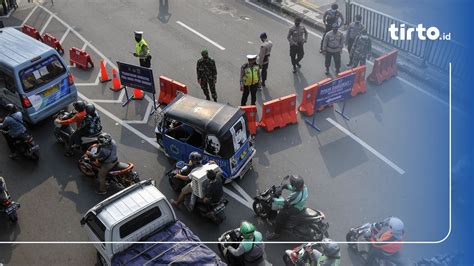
[290,175,304,191]
[321,238,340,257]
[98,133,112,146]
[73,101,86,112]
[85,103,96,115]
[5,104,16,114]
[207,170,217,180]
[331,3,338,10]
[189,152,202,164]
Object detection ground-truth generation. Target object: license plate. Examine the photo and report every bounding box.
[5,204,17,214]
[214,203,225,213]
[43,86,58,97]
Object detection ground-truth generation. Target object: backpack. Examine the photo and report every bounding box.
[83,112,102,135]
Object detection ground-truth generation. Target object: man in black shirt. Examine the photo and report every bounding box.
[202,170,223,204]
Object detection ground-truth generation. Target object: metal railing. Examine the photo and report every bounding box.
[346,1,466,78]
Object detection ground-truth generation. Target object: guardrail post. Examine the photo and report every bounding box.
[421,40,433,68]
[345,0,352,26]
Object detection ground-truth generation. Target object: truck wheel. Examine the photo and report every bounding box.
[97,252,107,266]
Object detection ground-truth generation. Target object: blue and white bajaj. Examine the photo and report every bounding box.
[155,94,255,182]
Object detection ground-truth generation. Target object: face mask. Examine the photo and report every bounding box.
[203,55,209,59]
[333,29,338,33]
[295,22,300,27]
[135,37,141,42]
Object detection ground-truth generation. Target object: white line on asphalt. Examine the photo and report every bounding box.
[39,15,53,35]
[326,117,406,175]
[244,0,450,107]
[59,28,70,44]
[231,182,254,203]
[176,21,226,51]
[81,42,87,51]
[21,5,38,26]
[223,188,253,210]
[75,82,99,87]
[36,5,253,211]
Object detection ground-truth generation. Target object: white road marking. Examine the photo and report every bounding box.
[74,72,100,87]
[223,188,253,210]
[231,182,254,203]
[244,0,450,107]
[59,28,70,44]
[176,21,226,51]
[21,5,39,26]
[81,42,87,51]
[326,117,406,175]
[39,15,53,35]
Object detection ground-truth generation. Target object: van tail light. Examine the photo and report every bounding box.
[21,95,32,108]
[68,72,74,86]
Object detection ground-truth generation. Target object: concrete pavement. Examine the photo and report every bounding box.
[0,0,458,265]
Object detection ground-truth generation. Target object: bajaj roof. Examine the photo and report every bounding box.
[164,94,245,137]
[0,27,54,69]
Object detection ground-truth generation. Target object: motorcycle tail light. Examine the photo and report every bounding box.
[3,199,11,205]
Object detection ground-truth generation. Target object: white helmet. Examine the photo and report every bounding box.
[387,217,404,239]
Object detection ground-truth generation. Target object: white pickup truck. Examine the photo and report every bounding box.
[80,179,225,265]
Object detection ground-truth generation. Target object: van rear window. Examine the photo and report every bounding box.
[19,55,66,92]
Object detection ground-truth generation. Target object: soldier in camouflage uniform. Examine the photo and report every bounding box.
[196,49,218,102]
[349,29,372,67]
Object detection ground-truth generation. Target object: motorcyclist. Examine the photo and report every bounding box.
[0,104,28,159]
[86,133,118,195]
[56,100,87,157]
[83,103,103,137]
[223,221,266,266]
[267,174,309,240]
[201,169,223,205]
[171,152,215,208]
[300,239,341,266]
[365,217,404,266]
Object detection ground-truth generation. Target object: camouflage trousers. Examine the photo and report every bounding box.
[200,79,217,102]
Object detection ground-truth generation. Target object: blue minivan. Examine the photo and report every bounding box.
[0,27,77,124]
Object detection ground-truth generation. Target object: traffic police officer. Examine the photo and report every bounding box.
[240,55,260,106]
[196,49,218,101]
[258,32,273,88]
[133,31,151,68]
[322,23,344,75]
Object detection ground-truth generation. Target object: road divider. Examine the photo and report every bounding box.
[368,50,398,85]
[258,94,298,132]
[298,78,332,116]
[158,76,188,105]
[240,105,258,136]
[22,24,43,41]
[69,47,94,70]
[43,33,64,54]
[337,65,367,96]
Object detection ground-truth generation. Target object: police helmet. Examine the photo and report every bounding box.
[189,152,202,164]
[240,221,255,239]
[290,175,305,191]
[321,238,340,257]
[98,133,113,146]
[73,101,86,112]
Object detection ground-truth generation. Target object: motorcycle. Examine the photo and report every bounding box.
[283,242,325,266]
[1,130,39,161]
[346,222,401,266]
[78,144,140,189]
[252,177,329,241]
[217,229,269,266]
[167,161,190,192]
[167,161,229,224]
[54,111,100,152]
[0,177,20,223]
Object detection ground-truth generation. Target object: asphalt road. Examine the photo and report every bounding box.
[0,0,462,265]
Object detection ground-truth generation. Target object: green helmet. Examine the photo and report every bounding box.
[240,221,255,239]
[201,49,208,56]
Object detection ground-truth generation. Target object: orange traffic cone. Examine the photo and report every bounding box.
[132,88,144,100]
[109,68,123,91]
[99,59,111,83]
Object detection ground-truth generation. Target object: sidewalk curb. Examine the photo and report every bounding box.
[256,0,451,94]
